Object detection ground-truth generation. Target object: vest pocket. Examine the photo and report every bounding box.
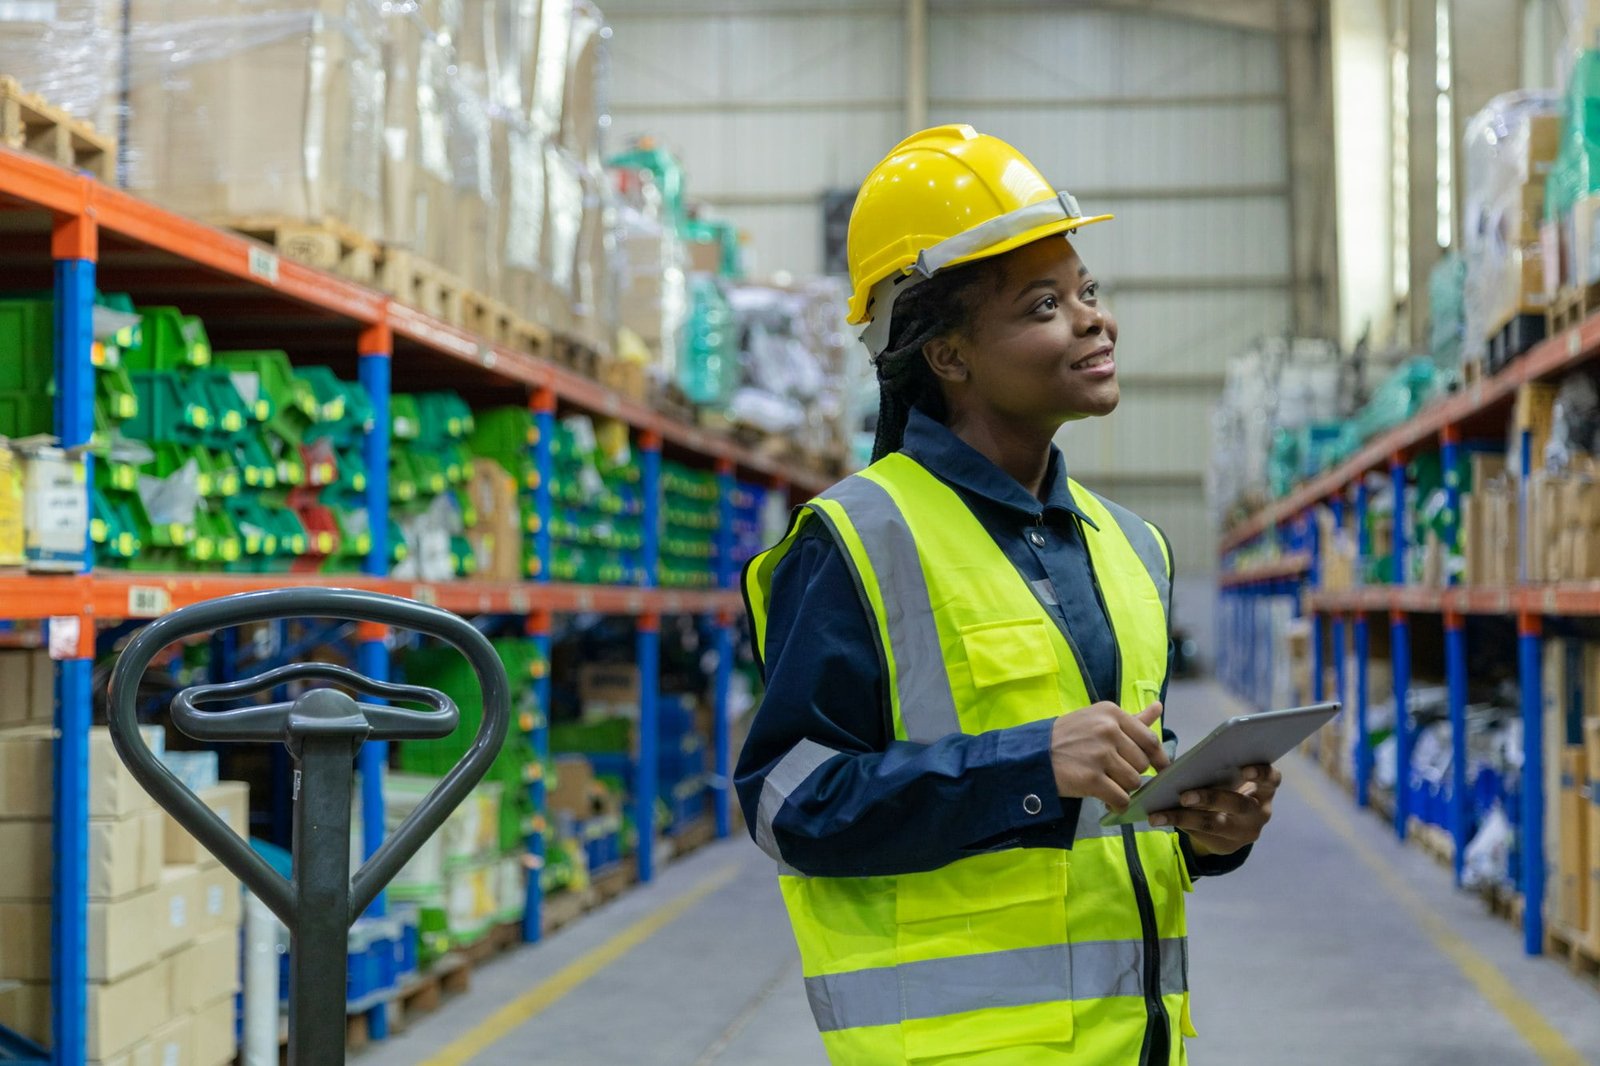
[896,852,1074,1059]
[960,618,1060,688]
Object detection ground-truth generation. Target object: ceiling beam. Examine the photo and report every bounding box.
[937,0,1322,35]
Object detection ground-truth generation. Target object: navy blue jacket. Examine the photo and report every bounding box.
[737,408,1249,880]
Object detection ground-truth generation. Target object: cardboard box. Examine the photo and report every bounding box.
[0,808,164,902]
[467,459,523,582]
[96,1012,194,1066]
[0,900,51,979]
[1560,748,1589,932]
[21,444,88,572]
[579,662,640,718]
[0,979,49,1046]
[162,782,249,869]
[1586,718,1600,955]
[686,239,721,275]
[190,994,237,1066]
[88,958,175,1061]
[125,0,386,241]
[196,865,242,936]
[0,649,53,727]
[548,755,598,819]
[169,929,240,1015]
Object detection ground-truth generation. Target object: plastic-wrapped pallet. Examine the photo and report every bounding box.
[1461,91,1559,363]
[0,0,121,137]
[380,0,460,261]
[120,0,386,237]
[612,169,689,384]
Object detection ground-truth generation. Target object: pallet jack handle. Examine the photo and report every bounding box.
[108,588,510,1064]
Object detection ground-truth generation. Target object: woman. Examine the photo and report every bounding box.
[737,126,1280,1065]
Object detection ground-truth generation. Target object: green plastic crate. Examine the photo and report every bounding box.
[127,372,211,442]
[0,299,54,391]
[127,308,211,370]
[390,395,422,442]
[0,390,51,438]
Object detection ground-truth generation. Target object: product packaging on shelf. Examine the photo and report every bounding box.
[121,0,386,238]
[1462,92,1559,365]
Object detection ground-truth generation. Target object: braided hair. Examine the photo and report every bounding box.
[868,260,995,462]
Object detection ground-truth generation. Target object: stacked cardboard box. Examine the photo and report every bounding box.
[0,658,246,1064]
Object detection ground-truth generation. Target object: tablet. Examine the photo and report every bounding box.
[1098,701,1340,828]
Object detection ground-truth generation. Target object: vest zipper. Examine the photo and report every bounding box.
[1079,514,1170,1065]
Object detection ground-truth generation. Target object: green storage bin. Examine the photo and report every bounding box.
[391,395,422,442]
[0,390,51,438]
[390,451,419,503]
[234,434,278,490]
[90,487,141,564]
[127,308,210,370]
[127,372,211,442]
[193,370,251,439]
[96,362,139,422]
[0,299,54,391]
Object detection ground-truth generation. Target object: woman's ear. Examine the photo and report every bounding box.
[922,335,968,384]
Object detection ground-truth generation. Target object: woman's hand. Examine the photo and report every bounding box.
[1150,764,1281,856]
[1050,702,1169,809]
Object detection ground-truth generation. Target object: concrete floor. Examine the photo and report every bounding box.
[357,681,1600,1065]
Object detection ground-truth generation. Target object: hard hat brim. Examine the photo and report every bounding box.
[848,212,1114,327]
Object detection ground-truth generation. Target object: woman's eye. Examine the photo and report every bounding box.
[1033,295,1060,314]
[1082,282,1100,303]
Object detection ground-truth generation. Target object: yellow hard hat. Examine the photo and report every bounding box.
[847,124,1112,354]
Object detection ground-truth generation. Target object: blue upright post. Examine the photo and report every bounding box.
[1519,612,1545,955]
[524,610,552,943]
[357,338,392,1039]
[1445,610,1468,885]
[637,431,663,883]
[1309,507,1326,705]
[52,214,96,1066]
[522,387,555,942]
[1441,427,1462,588]
[1392,608,1412,839]
[712,460,737,839]
[1354,612,1370,807]
[1331,614,1348,717]
[1391,455,1407,586]
[1519,429,1533,583]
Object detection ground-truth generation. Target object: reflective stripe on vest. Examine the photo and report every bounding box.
[815,475,962,741]
[807,938,1190,1032]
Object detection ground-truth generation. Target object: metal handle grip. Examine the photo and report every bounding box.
[108,587,510,928]
[171,661,460,745]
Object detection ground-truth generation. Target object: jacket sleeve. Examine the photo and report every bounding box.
[736,524,1078,878]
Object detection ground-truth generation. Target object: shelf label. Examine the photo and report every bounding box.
[248,247,280,284]
[509,589,531,613]
[478,345,497,367]
[412,585,438,607]
[1570,329,1583,358]
[48,617,80,661]
[127,586,171,618]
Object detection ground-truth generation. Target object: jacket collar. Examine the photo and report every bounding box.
[900,407,1099,530]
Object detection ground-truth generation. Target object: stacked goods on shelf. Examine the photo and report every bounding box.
[660,462,718,590]
[1208,338,1341,531]
[545,416,644,585]
[390,391,478,580]
[728,480,768,572]
[1461,92,1559,371]
[719,280,861,468]
[393,636,548,957]
[0,651,245,1064]
[469,406,543,580]
[1543,640,1600,956]
[612,165,688,392]
[545,753,619,890]
[1544,50,1600,318]
[1429,254,1467,372]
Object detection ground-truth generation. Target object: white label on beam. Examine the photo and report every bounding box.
[248,247,280,284]
[127,586,171,618]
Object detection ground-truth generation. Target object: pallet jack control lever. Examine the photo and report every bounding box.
[108,587,510,1065]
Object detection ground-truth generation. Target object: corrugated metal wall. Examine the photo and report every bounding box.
[605,1,1293,586]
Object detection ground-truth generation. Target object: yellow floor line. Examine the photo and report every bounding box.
[1290,764,1587,1065]
[419,862,743,1066]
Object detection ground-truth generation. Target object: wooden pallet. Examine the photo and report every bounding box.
[1405,817,1455,868]
[0,76,115,182]
[217,215,378,284]
[669,813,718,858]
[1547,923,1600,983]
[1548,282,1600,337]
[596,355,649,403]
[541,884,596,936]
[377,249,467,326]
[591,857,638,904]
[553,333,603,378]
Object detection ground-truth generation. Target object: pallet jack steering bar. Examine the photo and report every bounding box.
[108,588,510,1065]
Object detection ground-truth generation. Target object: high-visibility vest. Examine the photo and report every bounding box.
[744,452,1197,1064]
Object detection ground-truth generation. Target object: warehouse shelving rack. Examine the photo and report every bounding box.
[1216,308,1600,965]
[0,144,831,1065]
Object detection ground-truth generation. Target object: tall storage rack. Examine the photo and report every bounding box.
[1216,311,1600,964]
[0,144,830,1065]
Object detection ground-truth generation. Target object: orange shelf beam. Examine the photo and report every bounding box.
[1219,310,1600,554]
[0,145,839,498]
[1216,552,1312,588]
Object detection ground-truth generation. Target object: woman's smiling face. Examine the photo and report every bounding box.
[940,235,1120,431]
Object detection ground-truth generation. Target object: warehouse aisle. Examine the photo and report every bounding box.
[358,681,1600,1066]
